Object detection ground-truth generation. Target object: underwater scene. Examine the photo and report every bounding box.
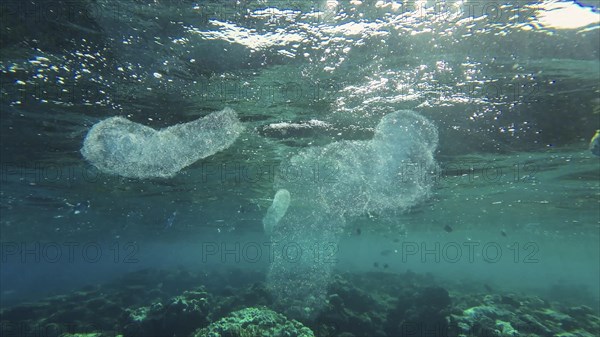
[0,0,599,336]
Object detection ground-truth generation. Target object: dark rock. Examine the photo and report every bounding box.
[385,286,453,336]
[500,294,521,307]
[121,286,211,337]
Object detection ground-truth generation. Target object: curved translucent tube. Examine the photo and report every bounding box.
[81,107,243,178]
[263,189,291,235]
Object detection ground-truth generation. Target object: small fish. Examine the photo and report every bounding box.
[590,129,600,157]
[383,263,389,269]
[500,230,507,237]
[2,289,16,296]
[484,284,493,292]
[380,249,396,256]
[373,262,379,268]
[443,224,453,233]
[356,228,362,236]
[237,204,250,214]
[393,238,400,243]
[164,211,177,230]
[72,201,90,215]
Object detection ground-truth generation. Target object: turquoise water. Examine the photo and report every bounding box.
[0,1,599,336]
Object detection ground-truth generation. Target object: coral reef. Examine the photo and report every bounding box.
[1,268,598,337]
[192,307,315,337]
[120,287,211,337]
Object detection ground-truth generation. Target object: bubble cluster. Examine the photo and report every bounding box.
[266,110,438,318]
[81,108,243,178]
